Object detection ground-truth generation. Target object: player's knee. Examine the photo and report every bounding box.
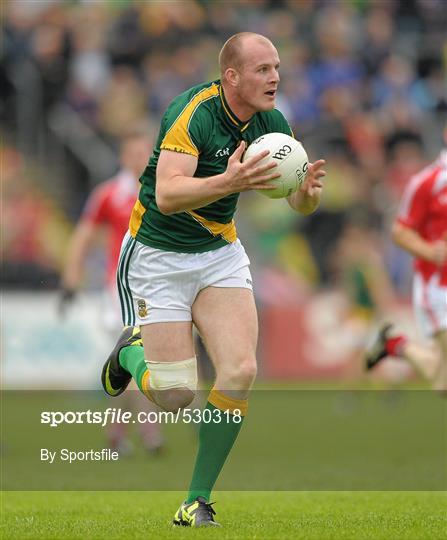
[146,356,197,412]
[153,388,195,413]
[240,360,258,386]
[224,357,257,389]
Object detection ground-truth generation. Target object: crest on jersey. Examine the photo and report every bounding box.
[137,299,148,318]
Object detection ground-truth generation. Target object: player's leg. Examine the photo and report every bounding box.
[405,274,446,382]
[172,241,256,527]
[103,234,199,411]
[139,321,197,411]
[104,322,197,412]
[188,287,257,500]
[365,322,441,379]
[432,329,447,391]
[393,329,446,390]
[195,287,258,394]
[399,340,441,380]
[366,273,446,385]
[429,276,447,391]
[173,286,256,527]
[106,285,165,452]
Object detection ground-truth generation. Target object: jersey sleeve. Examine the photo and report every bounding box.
[160,86,217,157]
[81,183,110,225]
[396,174,432,231]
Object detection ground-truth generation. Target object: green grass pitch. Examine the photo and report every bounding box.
[3,386,446,537]
[2,491,446,539]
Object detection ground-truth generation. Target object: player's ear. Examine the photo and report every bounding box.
[225,68,239,87]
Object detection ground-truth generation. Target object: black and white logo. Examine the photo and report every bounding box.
[272,144,292,160]
[215,147,230,158]
[295,161,309,184]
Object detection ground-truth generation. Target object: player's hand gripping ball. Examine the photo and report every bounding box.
[243,132,309,199]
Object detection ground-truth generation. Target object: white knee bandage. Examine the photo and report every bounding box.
[145,357,197,392]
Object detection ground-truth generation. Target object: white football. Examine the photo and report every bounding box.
[243,132,309,199]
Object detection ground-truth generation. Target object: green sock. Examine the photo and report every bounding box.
[119,345,148,394]
[186,389,247,503]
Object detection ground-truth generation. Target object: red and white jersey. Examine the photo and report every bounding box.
[396,151,447,285]
[82,169,138,286]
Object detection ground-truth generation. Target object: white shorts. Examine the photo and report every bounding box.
[413,272,447,337]
[117,232,253,326]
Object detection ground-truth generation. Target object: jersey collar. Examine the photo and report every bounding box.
[219,83,251,133]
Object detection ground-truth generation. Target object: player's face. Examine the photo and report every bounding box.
[236,41,280,114]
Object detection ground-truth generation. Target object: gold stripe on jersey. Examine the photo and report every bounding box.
[129,199,147,237]
[219,87,239,126]
[219,85,250,131]
[161,84,219,157]
[187,210,237,243]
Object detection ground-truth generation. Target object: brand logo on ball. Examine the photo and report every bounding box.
[295,161,309,184]
[242,133,309,199]
[272,145,292,160]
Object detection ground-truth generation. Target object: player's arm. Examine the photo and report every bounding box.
[61,182,108,292]
[61,220,97,291]
[155,143,280,215]
[392,222,447,265]
[286,159,326,215]
[58,219,98,315]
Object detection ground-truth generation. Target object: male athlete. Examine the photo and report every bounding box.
[101,32,326,526]
[366,140,447,391]
[60,132,163,453]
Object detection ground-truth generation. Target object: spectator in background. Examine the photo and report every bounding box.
[334,212,395,322]
[361,6,394,76]
[385,133,426,201]
[331,212,397,378]
[2,0,446,315]
[30,22,69,112]
[0,146,71,288]
[99,67,148,140]
[59,131,164,454]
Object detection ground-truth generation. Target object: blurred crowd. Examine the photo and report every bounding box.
[2,0,446,312]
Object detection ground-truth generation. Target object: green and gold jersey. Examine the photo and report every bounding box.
[129,79,293,253]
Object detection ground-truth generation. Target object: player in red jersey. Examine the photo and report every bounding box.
[60,131,164,452]
[60,133,149,323]
[366,139,447,391]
